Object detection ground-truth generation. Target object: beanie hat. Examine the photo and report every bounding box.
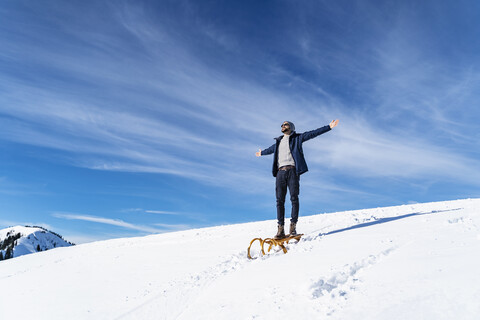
[285,121,295,132]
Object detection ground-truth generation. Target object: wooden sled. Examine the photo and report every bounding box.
[247,234,303,259]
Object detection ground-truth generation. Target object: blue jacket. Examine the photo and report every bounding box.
[261,125,331,177]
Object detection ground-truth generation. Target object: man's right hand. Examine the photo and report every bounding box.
[329,119,339,129]
[256,149,262,157]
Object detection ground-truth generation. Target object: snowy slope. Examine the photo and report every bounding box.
[0,199,479,319]
[0,226,73,259]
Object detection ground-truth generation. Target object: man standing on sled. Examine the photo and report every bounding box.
[256,119,339,239]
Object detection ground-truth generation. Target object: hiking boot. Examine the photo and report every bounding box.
[274,224,286,239]
[289,222,297,236]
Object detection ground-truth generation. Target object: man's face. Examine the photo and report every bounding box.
[281,122,290,134]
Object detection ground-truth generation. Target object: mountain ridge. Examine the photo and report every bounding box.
[0,225,74,261]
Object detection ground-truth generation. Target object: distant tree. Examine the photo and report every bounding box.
[36,244,41,252]
[0,251,3,261]
[5,247,13,260]
[1,233,21,250]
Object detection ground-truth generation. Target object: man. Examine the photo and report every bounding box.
[256,120,339,239]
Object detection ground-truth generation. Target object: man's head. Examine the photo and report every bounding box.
[281,121,295,134]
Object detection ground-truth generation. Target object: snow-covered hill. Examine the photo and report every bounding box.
[0,199,479,319]
[0,225,73,260]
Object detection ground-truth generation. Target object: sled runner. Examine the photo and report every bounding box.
[247,234,303,259]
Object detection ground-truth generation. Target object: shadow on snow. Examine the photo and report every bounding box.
[319,208,463,237]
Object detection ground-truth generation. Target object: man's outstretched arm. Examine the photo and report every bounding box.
[256,143,275,157]
[301,119,339,142]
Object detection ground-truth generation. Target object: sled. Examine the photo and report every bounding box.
[247,234,303,259]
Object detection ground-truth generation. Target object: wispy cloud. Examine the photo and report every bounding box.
[0,2,310,195]
[144,210,180,215]
[52,212,163,233]
[303,115,480,183]
[122,208,183,215]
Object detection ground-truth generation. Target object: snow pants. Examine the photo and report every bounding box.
[275,167,299,226]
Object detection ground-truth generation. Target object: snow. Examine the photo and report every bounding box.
[1,199,479,319]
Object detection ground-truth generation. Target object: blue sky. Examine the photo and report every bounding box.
[1,0,479,243]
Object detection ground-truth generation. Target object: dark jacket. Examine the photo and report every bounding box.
[261,125,331,177]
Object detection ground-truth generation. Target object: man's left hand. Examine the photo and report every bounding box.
[329,119,339,129]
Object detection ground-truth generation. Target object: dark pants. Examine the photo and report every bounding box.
[276,167,300,226]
